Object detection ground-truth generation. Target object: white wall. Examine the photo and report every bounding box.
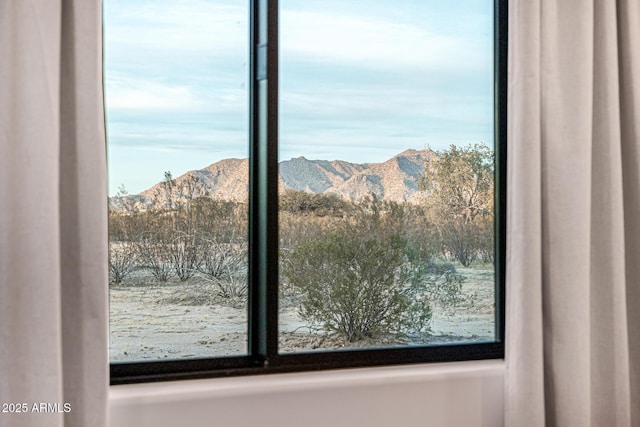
[109,360,504,427]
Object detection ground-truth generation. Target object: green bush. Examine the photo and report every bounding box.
[283,225,432,342]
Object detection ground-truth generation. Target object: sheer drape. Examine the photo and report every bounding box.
[506,0,640,426]
[0,1,108,426]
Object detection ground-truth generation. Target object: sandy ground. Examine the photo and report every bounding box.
[109,265,495,362]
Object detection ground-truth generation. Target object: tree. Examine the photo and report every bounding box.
[421,143,494,223]
[420,143,494,266]
[152,171,177,212]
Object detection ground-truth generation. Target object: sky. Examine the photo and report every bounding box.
[104,0,494,195]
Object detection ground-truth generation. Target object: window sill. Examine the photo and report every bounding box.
[109,359,504,427]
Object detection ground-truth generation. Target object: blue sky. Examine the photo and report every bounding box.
[104,0,494,195]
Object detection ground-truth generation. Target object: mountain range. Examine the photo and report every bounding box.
[111,149,436,209]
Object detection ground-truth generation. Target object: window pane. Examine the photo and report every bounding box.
[105,0,249,362]
[279,0,495,352]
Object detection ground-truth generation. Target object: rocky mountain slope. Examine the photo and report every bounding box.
[112,149,436,209]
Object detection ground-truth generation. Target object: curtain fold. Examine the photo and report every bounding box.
[0,1,108,426]
[506,0,640,426]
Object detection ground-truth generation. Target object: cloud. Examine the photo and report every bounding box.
[104,72,247,114]
[104,0,248,55]
[105,79,202,112]
[280,9,489,72]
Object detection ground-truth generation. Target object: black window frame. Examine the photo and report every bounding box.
[110,0,508,385]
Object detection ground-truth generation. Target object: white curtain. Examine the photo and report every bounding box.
[0,1,108,427]
[506,0,640,426]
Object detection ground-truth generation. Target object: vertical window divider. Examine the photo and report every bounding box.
[494,0,508,345]
[249,0,279,367]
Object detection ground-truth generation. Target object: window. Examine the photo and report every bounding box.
[107,0,506,383]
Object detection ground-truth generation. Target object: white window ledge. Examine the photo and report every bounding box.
[110,359,504,427]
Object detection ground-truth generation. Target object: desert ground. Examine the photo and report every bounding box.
[109,265,495,362]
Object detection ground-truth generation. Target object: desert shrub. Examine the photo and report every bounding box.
[280,189,348,216]
[191,198,246,243]
[477,215,495,265]
[427,271,466,306]
[283,225,432,342]
[169,232,202,281]
[136,232,172,282]
[108,241,137,285]
[439,221,481,267]
[198,237,248,299]
[424,261,457,275]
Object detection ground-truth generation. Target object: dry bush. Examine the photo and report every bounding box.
[169,232,202,281]
[108,241,137,285]
[198,237,248,299]
[136,232,173,282]
[439,221,481,267]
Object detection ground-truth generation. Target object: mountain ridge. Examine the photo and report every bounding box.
[111,149,435,209]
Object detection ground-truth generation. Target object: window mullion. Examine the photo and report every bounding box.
[494,0,508,344]
[248,0,279,367]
